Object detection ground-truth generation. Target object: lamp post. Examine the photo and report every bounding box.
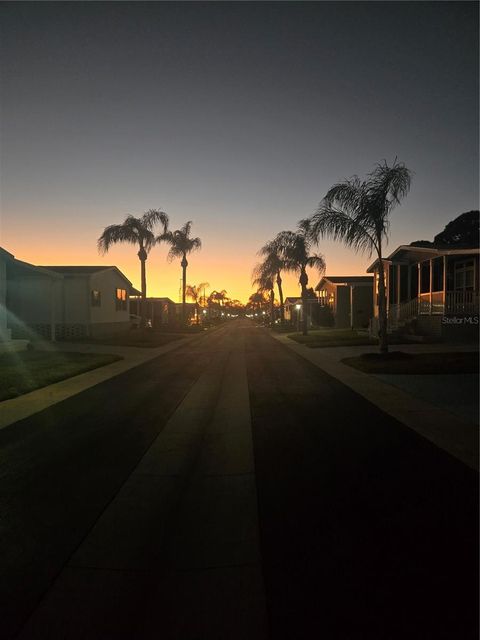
[296,303,301,333]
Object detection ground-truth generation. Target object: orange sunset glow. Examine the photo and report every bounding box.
[4,224,372,304]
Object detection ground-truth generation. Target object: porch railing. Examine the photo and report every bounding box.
[445,290,478,315]
[387,291,478,331]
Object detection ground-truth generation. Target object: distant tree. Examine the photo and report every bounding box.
[186,282,210,323]
[252,262,275,326]
[207,290,229,318]
[208,289,228,308]
[308,159,412,353]
[433,210,479,248]
[248,291,269,315]
[161,221,202,324]
[97,209,169,328]
[275,220,326,336]
[257,238,288,323]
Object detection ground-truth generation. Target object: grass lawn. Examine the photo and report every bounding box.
[288,328,378,348]
[0,351,122,401]
[341,351,479,375]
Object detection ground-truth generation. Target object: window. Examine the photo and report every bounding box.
[115,288,127,311]
[454,260,475,291]
[91,290,101,307]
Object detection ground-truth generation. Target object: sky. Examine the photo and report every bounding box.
[1,1,478,303]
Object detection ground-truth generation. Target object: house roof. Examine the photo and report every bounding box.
[284,296,302,304]
[316,275,373,289]
[42,266,115,274]
[41,265,135,287]
[366,245,480,272]
[130,296,175,303]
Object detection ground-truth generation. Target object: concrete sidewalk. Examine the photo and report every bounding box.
[272,333,479,470]
[0,336,197,431]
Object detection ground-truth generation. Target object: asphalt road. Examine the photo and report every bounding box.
[0,320,477,639]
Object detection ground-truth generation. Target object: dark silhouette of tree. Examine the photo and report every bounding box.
[434,210,479,248]
[252,262,275,326]
[97,209,169,328]
[308,159,412,353]
[275,220,326,336]
[161,221,201,324]
[186,282,210,323]
[248,291,269,315]
[257,239,288,323]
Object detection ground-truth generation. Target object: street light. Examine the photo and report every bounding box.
[295,303,301,332]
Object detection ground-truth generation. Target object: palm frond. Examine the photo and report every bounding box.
[161,221,202,259]
[369,159,412,209]
[142,209,169,233]
[306,253,326,274]
[180,220,193,237]
[97,222,139,255]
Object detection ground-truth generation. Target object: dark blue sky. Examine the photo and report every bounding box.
[1,1,478,300]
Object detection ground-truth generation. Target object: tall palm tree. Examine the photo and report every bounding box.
[258,239,287,323]
[308,159,412,353]
[186,281,210,324]
[276,220,326,336]
[97,209,169,328]
[161,221,202,324]
[252,262,275,326]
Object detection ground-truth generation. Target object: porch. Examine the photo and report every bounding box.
[368,246,479,336]
[389,290,479,331]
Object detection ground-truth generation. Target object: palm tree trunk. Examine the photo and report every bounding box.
[181,254,188,324]
[138,247,147,330]
[300,268,308,336]
[270,289,274,327]
[377,256,389,353]
[277,271,285,323]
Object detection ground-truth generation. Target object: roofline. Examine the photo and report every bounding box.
[315,276,373,289]
[367,245,480,271]
[11,258,64,279]
[0,246,15,261]
[39,265,134,286]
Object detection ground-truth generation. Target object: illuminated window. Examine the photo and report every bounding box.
[115,288,127,311]
[91,290,101,307]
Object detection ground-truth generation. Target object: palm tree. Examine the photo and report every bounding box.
[252,262,275,326]
[276,220,326,336]
[97,209,169,328]
[308,159,412,353]
[207,289,229,319]
[186,281,210,324]
[248,291,269,316]
[257,239,287,323]
[161,221,202,324]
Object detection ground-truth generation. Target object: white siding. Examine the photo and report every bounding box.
[89,269,130,324]
[63,276,89,323]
